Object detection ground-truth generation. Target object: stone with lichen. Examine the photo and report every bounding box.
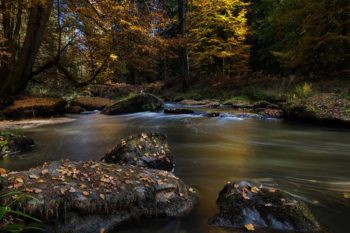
[102,93,163,115]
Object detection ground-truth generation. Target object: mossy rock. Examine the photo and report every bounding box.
[102,132,174,171]
[252,100,279,109]
[210,181,321,232]
[102,93,164,115]
[0,160,198,233]
[0,131,34,157]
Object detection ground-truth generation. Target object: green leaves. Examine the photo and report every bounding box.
[6,209,42,223]
[0,191,43,232]
[0,206,10,220]
[251,0,348,75]
[188,0,250,76]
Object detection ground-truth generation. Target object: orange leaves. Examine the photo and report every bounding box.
[79,184,88,189]
[41,169,49,175]
[60,187,68,195]
[24,188,42,193]
[109,54,118,61]
[82,191,90,197]
[251,186,260,193]
[29,174,39,180]
[13,177,24,189]
[245,223,255,231]
[269,188,277,193]
[0,168,7,175]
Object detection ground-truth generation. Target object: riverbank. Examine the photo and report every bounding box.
[149,78,350,127]
[0,78,349,127]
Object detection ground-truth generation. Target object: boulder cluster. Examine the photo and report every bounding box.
[0,132,196,233]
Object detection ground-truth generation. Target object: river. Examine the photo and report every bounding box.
[1,105,350,233]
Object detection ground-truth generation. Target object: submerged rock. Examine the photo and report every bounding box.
[0,131,34,157]
[102,93,164,115]
[257,108,284,118]
[210,181,321,232]
[102,133,174,171]
[237,113,263,119]
[3,97,67,119]
[0,160,198,233]
[71,96,117,111]
[164,108,194,115]
[178,99,220,108]
[204,112,221,118]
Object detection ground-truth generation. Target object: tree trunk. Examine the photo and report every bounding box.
[178,0,190,92]
[0,1,53,96]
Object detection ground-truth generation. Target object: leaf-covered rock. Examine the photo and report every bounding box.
[210,181,321,232]
[2,97,67,119]
[0,160,198,233]
[70,96,117,111]
[102,132,173,171]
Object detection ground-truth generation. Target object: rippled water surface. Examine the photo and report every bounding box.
[1,107,350,233]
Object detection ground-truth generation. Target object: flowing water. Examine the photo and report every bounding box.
[1,105,350,233]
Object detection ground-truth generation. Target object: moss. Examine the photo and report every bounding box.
[223,96,251,105]
[142,103,156,111]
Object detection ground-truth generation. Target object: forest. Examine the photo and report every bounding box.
[0,0,349,233]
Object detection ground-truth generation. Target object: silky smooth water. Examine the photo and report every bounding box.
[1,108,350,233]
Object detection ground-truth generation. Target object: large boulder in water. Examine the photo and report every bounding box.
[0,160,198,233]
[102,93,163,115]
[102,132,174,171]
[210,181,321,232]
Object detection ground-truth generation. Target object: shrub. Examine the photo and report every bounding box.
[294,83,313,98]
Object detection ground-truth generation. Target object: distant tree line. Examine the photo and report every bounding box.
[0,0,348,96]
